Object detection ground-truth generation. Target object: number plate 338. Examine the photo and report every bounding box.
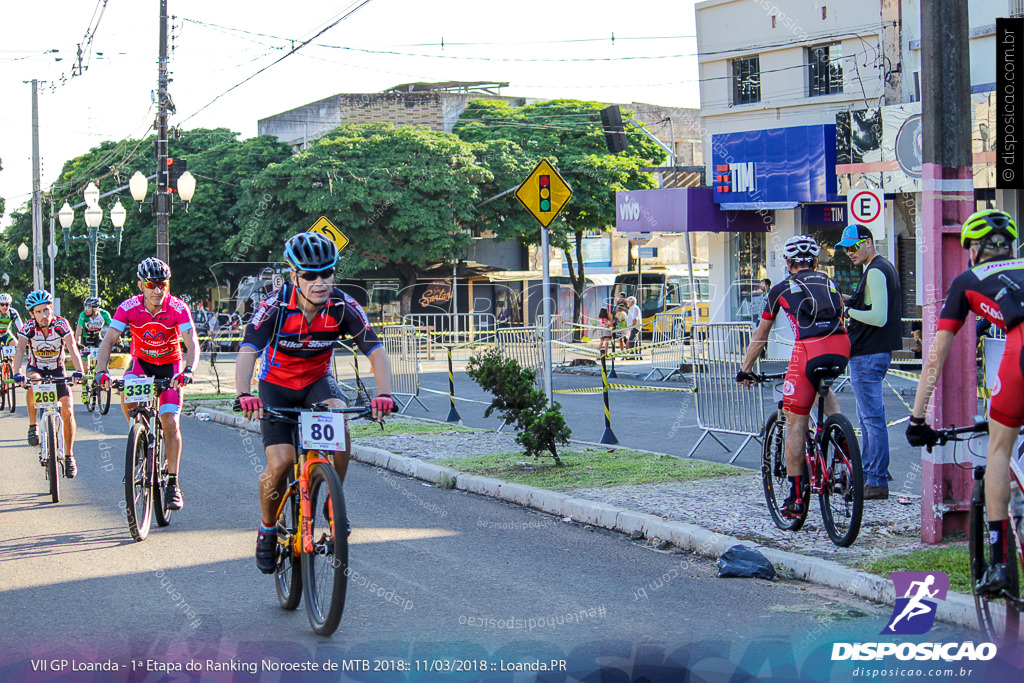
[299,412,348,452]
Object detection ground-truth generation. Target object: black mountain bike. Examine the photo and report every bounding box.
[929,421,1024,643]
[115,377,175,542]
[747,366,864,547]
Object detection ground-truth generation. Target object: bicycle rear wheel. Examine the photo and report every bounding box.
[969,474,1022,643]
[152,423,173,527]
[45,416,60,503]
[99,382,111,415]
[818,414,863,547]
[124,424,153,542]
[85,381,96,412]
[275,486,303,610]
[761,411,807,531]
[301,461,348,635]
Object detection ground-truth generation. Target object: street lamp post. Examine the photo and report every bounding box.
[59,182,126,300]
[128,169,196,264]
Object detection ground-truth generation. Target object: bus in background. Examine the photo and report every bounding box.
[612,266,711,337]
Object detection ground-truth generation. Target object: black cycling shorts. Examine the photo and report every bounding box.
[27,365,71,400]
[258,375,347,448]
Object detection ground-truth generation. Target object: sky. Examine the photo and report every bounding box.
[0,0,702,227]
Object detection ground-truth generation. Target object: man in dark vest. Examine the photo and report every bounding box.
[836,224,904,500]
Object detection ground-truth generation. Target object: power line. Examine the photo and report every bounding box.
[178,0,376,126]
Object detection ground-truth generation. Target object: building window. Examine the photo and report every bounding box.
[732,56,761,105]
[808,43,843,97]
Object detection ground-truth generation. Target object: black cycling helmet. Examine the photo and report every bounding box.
[137,257,171,281]
[283,232,338,272]
[84,296,101,308]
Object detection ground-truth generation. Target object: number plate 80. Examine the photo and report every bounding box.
[299,412,348,451]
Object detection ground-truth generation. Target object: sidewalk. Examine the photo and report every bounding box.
[194,406,981,631]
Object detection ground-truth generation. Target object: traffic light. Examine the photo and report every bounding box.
[539,175,551,212]
[168,158,188,193]
[600,105,628,154]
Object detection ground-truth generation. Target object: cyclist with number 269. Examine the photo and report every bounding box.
[907,209,1024,596]
[234,232,394,575]
[95,257,198,511]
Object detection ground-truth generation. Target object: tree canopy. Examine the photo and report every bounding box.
[455,99,666,327]
[232,123,491,313]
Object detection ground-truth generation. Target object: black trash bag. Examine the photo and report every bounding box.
[717,544,776,580]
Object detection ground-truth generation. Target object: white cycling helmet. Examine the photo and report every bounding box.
[782,235,820,262]
[0,293,11,304]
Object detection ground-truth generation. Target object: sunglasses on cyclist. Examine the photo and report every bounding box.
[144,280,169,290]
[296,269,335,282]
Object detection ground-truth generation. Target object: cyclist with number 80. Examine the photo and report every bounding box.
[234,232,394,575]
[12,290,85,476]
[95,257,198,511]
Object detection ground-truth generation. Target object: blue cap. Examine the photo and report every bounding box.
[836,224,874,247]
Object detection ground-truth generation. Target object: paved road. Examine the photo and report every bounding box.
[0,389,986,680]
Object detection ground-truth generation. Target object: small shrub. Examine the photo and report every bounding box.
[467,348,571,464]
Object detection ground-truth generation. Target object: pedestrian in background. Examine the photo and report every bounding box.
[614,299,629,353]
[597,307,613,354]
[836,224,903,500]
[626,295,642,358]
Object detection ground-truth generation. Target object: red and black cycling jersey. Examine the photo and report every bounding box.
[242,284,382,390]
[938,256,1024,333]
[762,270,845,341]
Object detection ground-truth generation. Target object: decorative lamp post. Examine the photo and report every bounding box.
[127,166,196,258]
[60,182,126,299]
[17,243,29,261]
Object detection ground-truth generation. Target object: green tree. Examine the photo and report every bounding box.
[233,123,492,314]
[0,130,292,315]
[455,99,666,333]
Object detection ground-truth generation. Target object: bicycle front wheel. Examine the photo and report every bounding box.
[275,486,303,610]
[152,424,173,527]
[818,414,863,547]
[761,411,806,531]
[99,382,112,415]
[85,380,96,412]
[45,416,60,503]
[7,377,16,413]
[124,424,153,542]
[301,461,348,636]
[969,475,1022,642]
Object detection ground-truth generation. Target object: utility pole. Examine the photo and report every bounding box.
[920,2,974,542]
[155,0,170,263]
[29,79,44,291]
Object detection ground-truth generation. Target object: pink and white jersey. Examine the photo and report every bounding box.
[110,294,194,365]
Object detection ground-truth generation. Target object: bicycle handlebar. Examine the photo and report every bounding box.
[931,421,989,449]
[111,378,175,390]
[736,371,785,384]
[232,403,376,424]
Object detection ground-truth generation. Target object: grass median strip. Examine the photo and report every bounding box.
[860,543,1024,595]
[435,449,746,489]
[350,422,478,438]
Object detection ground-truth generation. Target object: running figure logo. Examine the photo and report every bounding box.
[882,571,949,635]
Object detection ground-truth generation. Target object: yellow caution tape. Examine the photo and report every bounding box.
[554,383,693,395]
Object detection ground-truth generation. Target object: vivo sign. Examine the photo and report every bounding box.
[618,198,642,221]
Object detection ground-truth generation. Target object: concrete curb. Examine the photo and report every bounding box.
[195,407,981,630]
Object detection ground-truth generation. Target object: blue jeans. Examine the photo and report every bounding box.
[849,352,893,488]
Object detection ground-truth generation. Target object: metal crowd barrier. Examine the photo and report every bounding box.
[401,313,497,352]
[496,326,543,378]
[645,312,687,381]
[380,324,426,413]
[687,322,765,463]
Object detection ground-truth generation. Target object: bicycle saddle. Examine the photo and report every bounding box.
[810,365,845,382]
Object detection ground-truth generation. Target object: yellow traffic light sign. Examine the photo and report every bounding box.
[515,158,572,228]
[307,216,349,252]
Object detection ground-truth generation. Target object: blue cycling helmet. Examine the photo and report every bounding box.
[26,290,53,311]
[284,232,338,272]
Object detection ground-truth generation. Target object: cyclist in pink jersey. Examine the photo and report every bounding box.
[95,257,198,510]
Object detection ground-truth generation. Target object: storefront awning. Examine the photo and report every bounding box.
[718,201,798,210]
[615,187,769,233]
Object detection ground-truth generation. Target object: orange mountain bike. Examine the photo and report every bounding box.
[255,404,376,636]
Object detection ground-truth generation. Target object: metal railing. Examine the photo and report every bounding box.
[402,313,497,358]
[645,311,687,381]
[687,322,765,463]
[496,326,543,378]
[379,324,425,413]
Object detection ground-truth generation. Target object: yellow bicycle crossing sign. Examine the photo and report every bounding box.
[307,216,350,252]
